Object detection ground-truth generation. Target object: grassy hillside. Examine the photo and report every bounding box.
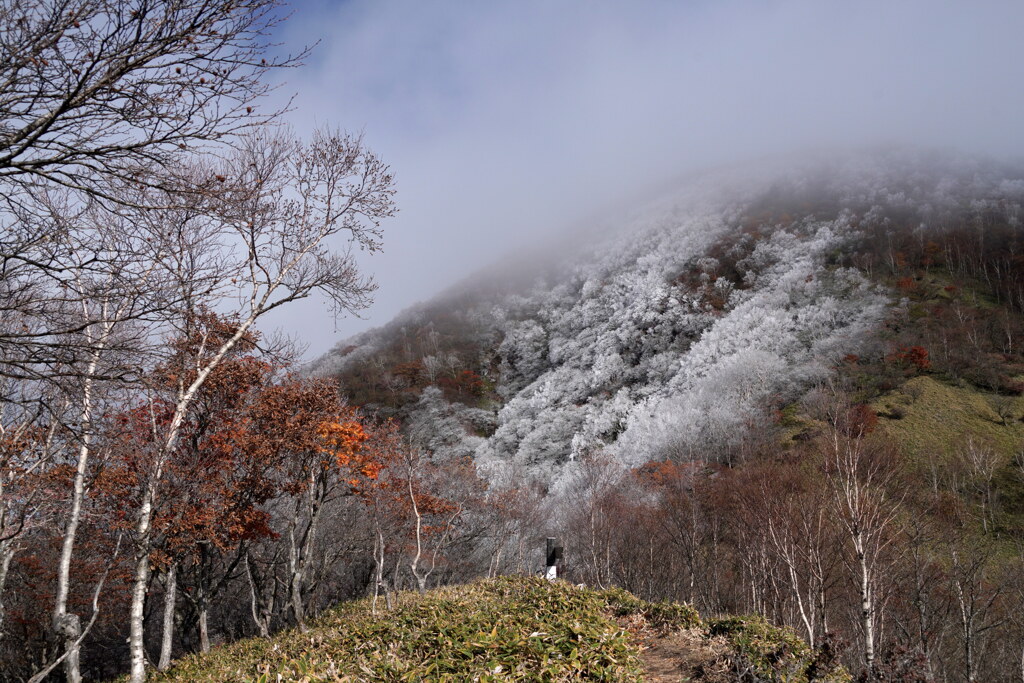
[873,375,1024,462]
[142,577,847,682]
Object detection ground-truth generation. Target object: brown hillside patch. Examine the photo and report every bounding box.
[617,613,732,682]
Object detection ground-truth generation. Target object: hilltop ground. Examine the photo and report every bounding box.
[141,576,847,682]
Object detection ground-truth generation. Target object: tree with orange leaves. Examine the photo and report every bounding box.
[351,420,404,612]
[240,376,369,633]
[150,324,278,663]
[98,318,388,654]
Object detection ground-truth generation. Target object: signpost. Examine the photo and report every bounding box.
[545,537,563,580]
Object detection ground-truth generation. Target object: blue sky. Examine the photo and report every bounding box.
[257,0,1024,360]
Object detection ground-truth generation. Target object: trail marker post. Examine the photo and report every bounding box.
[545,537,563,580]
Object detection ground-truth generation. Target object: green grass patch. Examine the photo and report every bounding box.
[144,577,641,682]
[599,587,701,633]
[707,616,849,683]
[139,578,848,682]
[872,376,1024,462]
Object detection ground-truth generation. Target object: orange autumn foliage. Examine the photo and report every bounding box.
[317,420,374,487]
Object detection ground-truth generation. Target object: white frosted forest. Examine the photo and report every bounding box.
[313,152,1019,488]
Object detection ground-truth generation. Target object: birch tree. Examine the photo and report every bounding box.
[0,0,299,384]
[822,398,904,673]
[0,2,304,676]
[117,128,393,681]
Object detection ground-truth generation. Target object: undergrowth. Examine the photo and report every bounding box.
[145,577,639,682]
[142,577,848,682]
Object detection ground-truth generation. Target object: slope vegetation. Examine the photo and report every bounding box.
[315,151,1024,487]
[143,577,847,682]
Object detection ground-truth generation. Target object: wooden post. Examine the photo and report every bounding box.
[545,537,563,580]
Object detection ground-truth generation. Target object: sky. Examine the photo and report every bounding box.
[258,0,1024,360]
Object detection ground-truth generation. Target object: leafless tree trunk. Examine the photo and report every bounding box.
[822,394,904,673]
[286,479,325,633]
[1,405,61,660]
[0,541,13,635]
[157,564,177,670]
[244,551,278,638]
[408,477,428,595]
[53,297,123,683]
[765,512,817,648]
[959,437,1000,534]
[405,447,463,595]
[950,542,1006,683]
[53,389,93,683]
[198,608,211,654]
[372,526,387,614]
[27,535,123,683]
[370,496,394,615]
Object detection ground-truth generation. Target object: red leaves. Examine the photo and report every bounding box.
[844,404,879,436]
[438,370,484,399]
[392,360,425,385]
[887,345,931,371]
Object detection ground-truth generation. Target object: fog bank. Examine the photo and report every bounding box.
[262,0,1024,358]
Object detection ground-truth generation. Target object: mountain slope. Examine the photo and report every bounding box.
[312,150,1024,487]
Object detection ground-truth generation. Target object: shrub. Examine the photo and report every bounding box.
[708,616,851,683]
[600,588,701,632]
[145,577,642,682]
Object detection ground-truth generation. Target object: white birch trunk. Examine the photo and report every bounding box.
[54,323,106,683]
[128,548,151,683]
[858,544,875,670]
[198,608,210,653]
[157,564,177,670]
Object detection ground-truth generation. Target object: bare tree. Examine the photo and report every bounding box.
[958,436,1001,533]
[0,6,306,672]
[0,0,293,192]
[423,355,444,384]
[559,450,626,591]
[762,471,840,649]
[123,129,394,681]
[949,538,1006,683]
[46,201,173,683]
[244,547,283,637]
[822,396,905,673]
[0,396,59,635]
[0,0,302,385]
[403,446,465,594]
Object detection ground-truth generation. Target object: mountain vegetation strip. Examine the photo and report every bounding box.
[136,576,847,682]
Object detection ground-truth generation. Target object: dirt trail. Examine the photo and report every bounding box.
[618,615,732,682]
[641,630,698,681]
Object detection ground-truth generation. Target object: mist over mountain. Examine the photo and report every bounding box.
[268,1,1024,357]
[310,150,1024,488]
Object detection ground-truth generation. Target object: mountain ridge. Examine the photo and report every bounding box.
[311,150,1024,488]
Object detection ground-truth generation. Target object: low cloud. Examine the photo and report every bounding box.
[262,0,1024,358]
